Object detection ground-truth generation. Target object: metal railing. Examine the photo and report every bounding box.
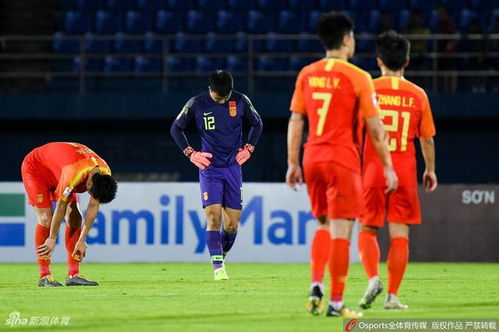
[0,33,498,93]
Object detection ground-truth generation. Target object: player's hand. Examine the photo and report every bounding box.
[72,240,87,262]
[236,143,255,165]
[37,237,56,259]
[286,163,303,191]
[423,169,438,193]
[384,166,398,193]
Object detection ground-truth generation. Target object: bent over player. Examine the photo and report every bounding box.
[170,70,263,280]
[22,142,118,286]
[286,12,397,318]
[358,31,437,310]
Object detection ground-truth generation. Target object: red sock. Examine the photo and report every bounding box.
[329,238,350,302]
[358,230,380,279]
[65,226,81,276]
[387,237,409,295]
[310,229,331,283]
[35,224,51,278]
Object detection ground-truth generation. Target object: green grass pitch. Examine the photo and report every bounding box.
[0,263,498,331]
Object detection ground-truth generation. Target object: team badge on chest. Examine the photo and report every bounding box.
[229,101,237,117]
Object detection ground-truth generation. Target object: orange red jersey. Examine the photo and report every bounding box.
[21,142,111,207]
[363,76,436,187]
[290,58,380,173]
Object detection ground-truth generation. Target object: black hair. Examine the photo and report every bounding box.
[376,30,410,71]
[208,70,233,98]
[90,173,117,204]
[316,11,355,51]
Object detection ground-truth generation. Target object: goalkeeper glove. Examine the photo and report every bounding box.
[236,143,255,165]
[183,146,213,170]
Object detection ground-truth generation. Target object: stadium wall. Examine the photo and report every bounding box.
[0,183,497,263]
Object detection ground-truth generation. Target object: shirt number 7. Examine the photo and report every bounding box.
[312,92,332,136]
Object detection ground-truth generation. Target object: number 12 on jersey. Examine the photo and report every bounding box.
[312,92,332,136]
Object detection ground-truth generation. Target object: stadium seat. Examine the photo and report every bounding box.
[95,11,122,34]
[289,56,315,71]
[266,33,294,52]
[114,33,142,53]
[173,32,203,53]
[156,11,183,34]
[205,33,234,53]
[409,0,436,10]
[257,0,286,11]
[257,56,287,71]
[53,32,80,53]
[104,56,133,72]
[136,0,164,11]
[105,0,133,12]
[166,57,194,71]
[72,56,103,72]
[350,0,376,10]
[63,11,92,35]
[77,0,104,12]
[185,10,215,34]
[289,0,317,10]
[296,33,323,52]
[144,32,162,54]
[225,56,248,71]
[84,33,111,53]
[134,56,162,72]
[277,10,305,34]
[306,10,321,33]
[379,0,407,10]
[247,10,275,34]
[195,56,225,72]
[198,0,224,11]
[226,0,254,11]
[125,11,152,34]
[216,10,245,34]
[167,0,195,11]
[318,0,348,10]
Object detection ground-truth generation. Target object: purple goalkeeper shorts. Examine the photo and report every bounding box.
[199,163,242,210]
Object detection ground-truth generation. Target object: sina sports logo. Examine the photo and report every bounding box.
[345,319,358,332]
[229,101,237,117]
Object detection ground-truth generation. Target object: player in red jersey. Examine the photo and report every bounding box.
[358,31,437,310]
[21,142,117,287]
[286,12,398,318]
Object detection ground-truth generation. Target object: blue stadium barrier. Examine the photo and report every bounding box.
[156,10,183,34]
[95,10,122,34]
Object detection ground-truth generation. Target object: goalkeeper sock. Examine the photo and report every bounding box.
[358,230,380,279]
[329,238,350,302]
[206,230,223,269]
[65,226,81,276]
[310,229,330,283]
[387,237,409,296]
[220,228,237,255]
[35,224,51,278]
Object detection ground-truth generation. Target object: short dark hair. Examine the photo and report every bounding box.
[90,173,117,204]
[376,30,410,71]
[208,70,233,97]
[316,11,355,51]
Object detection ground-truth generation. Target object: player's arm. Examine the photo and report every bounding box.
[420,137,437,193]
[286,112,305,191]
[170,98,212,170]
[36,198,69,258]
[358,74,397,193]
[237,95,263,165]
[71,196,100,261]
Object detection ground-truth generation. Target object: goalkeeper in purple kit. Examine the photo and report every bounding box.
[170,70,263,280]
